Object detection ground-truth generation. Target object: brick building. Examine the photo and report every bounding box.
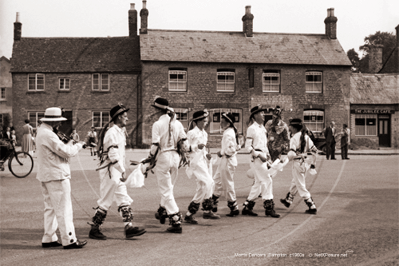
[138,5,352,146]
[10,9,141,146]
[0,56,12,130]
[349,25,399,149]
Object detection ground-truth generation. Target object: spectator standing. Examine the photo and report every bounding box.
[22,119,34,156]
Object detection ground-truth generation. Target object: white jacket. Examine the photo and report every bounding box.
[36,123,83,182]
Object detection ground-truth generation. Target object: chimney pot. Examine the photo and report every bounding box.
[140,0,149,34]
[242,5,254,37]
[324,8,337,39]
[14,12,22,41]
[129,3,138,37]
[130,3,135,10]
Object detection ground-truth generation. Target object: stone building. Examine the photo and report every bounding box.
[0,56,12,130]
[10,9,141,147]
[349,25,399,149]
[138,4,352,146]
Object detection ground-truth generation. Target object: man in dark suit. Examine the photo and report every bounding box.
[323,121,336,160]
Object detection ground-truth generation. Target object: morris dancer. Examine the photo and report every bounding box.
[242,105,280,218]
[184,110,220,224]
[151,97,188,233]
[89,104,146,240]
[265,106,290,167]
[281,118,318,214]
[212,112,241,217]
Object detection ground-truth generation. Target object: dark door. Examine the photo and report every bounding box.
[378,115,390,147]
[58,111,73,136]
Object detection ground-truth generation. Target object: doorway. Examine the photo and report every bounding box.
[378,115,390,147]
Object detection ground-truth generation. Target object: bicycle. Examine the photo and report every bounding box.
[0,139,34,178]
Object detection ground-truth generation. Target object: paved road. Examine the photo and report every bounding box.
[1,150,398,266]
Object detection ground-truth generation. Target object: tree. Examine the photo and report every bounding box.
[347,31,396,73]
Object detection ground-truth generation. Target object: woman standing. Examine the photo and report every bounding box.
[22,119,34,155]
[212,112,241,217]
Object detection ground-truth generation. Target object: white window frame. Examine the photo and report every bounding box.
[209,108,242,134]
[305,71,323,93]
[0,88,5,100]
[262,71,280,92]
[168,70,187,92]
[28,111,45,129]
[92,74,110,91]
[28,74,45,91]
[59,78,70,91]
[303,110,324,133]
[217,71,235,92]
[355,114,377,136]
[92,111,110,128]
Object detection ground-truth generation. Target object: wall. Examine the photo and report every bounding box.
[0,58,13,126]
[12,72,139,146]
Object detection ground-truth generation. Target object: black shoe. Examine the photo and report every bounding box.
[305,208,317,215]
[265,209,280,218]
[125,224,146,238]
[63,240,87,249]
[42,241,62,248]
[166,225,182,234]
[184,215,198,224]
[241,208,258,216]
[226,209,240,217]
[280,198,291,208]
[89,225,107,240]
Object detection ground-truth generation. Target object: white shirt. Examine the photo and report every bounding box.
[290,131,315,153]
[152,114,187,152]
[36,123,83,182]
[187,126,208,157]
[101,124,126,174]
[221,127,237,157]
[246,121,267,153]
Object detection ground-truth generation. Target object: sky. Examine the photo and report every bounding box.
[0,0,398,60]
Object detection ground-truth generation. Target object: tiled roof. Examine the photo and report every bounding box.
[350,73,399,104]
[140,29,352,66]
[11,37,140,73]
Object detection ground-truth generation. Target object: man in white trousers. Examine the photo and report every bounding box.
[89,104,146,240]
[242,105,280,218]
[281,118,318,214]
[184,110,220,224]
[36,107,87,249]
[151,97,188,233]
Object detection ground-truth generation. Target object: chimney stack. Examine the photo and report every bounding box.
[242,5,254,37]
[14,12,22,41]
[324,8,337,39]
[368,44,383,73]
[140,0,149,34]
[129,3,138,37]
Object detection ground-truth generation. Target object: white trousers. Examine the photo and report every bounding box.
[154,151,180,215]
[97,166,133,211]
[247,158,274,201]
[40,179,77,246]
[187,154,214,204]
[213,156,237,202]
[289,160,311,199]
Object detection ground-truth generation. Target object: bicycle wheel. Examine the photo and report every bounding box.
[8,152,34,178]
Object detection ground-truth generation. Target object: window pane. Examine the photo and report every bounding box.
[355,118,365,125]
[65,79,70,89]
[29,74,36,90]
[93,74,99,90]
[93,112,101,127]
[101,74,109,91]
[36,75,44,90]
[102,112,110,126]
[0,88,5,99]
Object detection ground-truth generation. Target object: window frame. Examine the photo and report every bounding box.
[262,70,281,92]
[303,110,325,133]
[209,108,242,135]
[92,111,110,128]
[59,78,70,91]
[28,111,45,129]
[354,114,377,136]
[28,73,45,91]
[216,71,235,92]
[168,70,187,92]
[92,73,110,91]
[305,71,323,93]
[0,88,5,100]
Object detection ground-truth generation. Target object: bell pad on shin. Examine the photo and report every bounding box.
[118,205,134,223]
[92,207,107,226]
[202,198,213,211]
[188,201,200,215]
